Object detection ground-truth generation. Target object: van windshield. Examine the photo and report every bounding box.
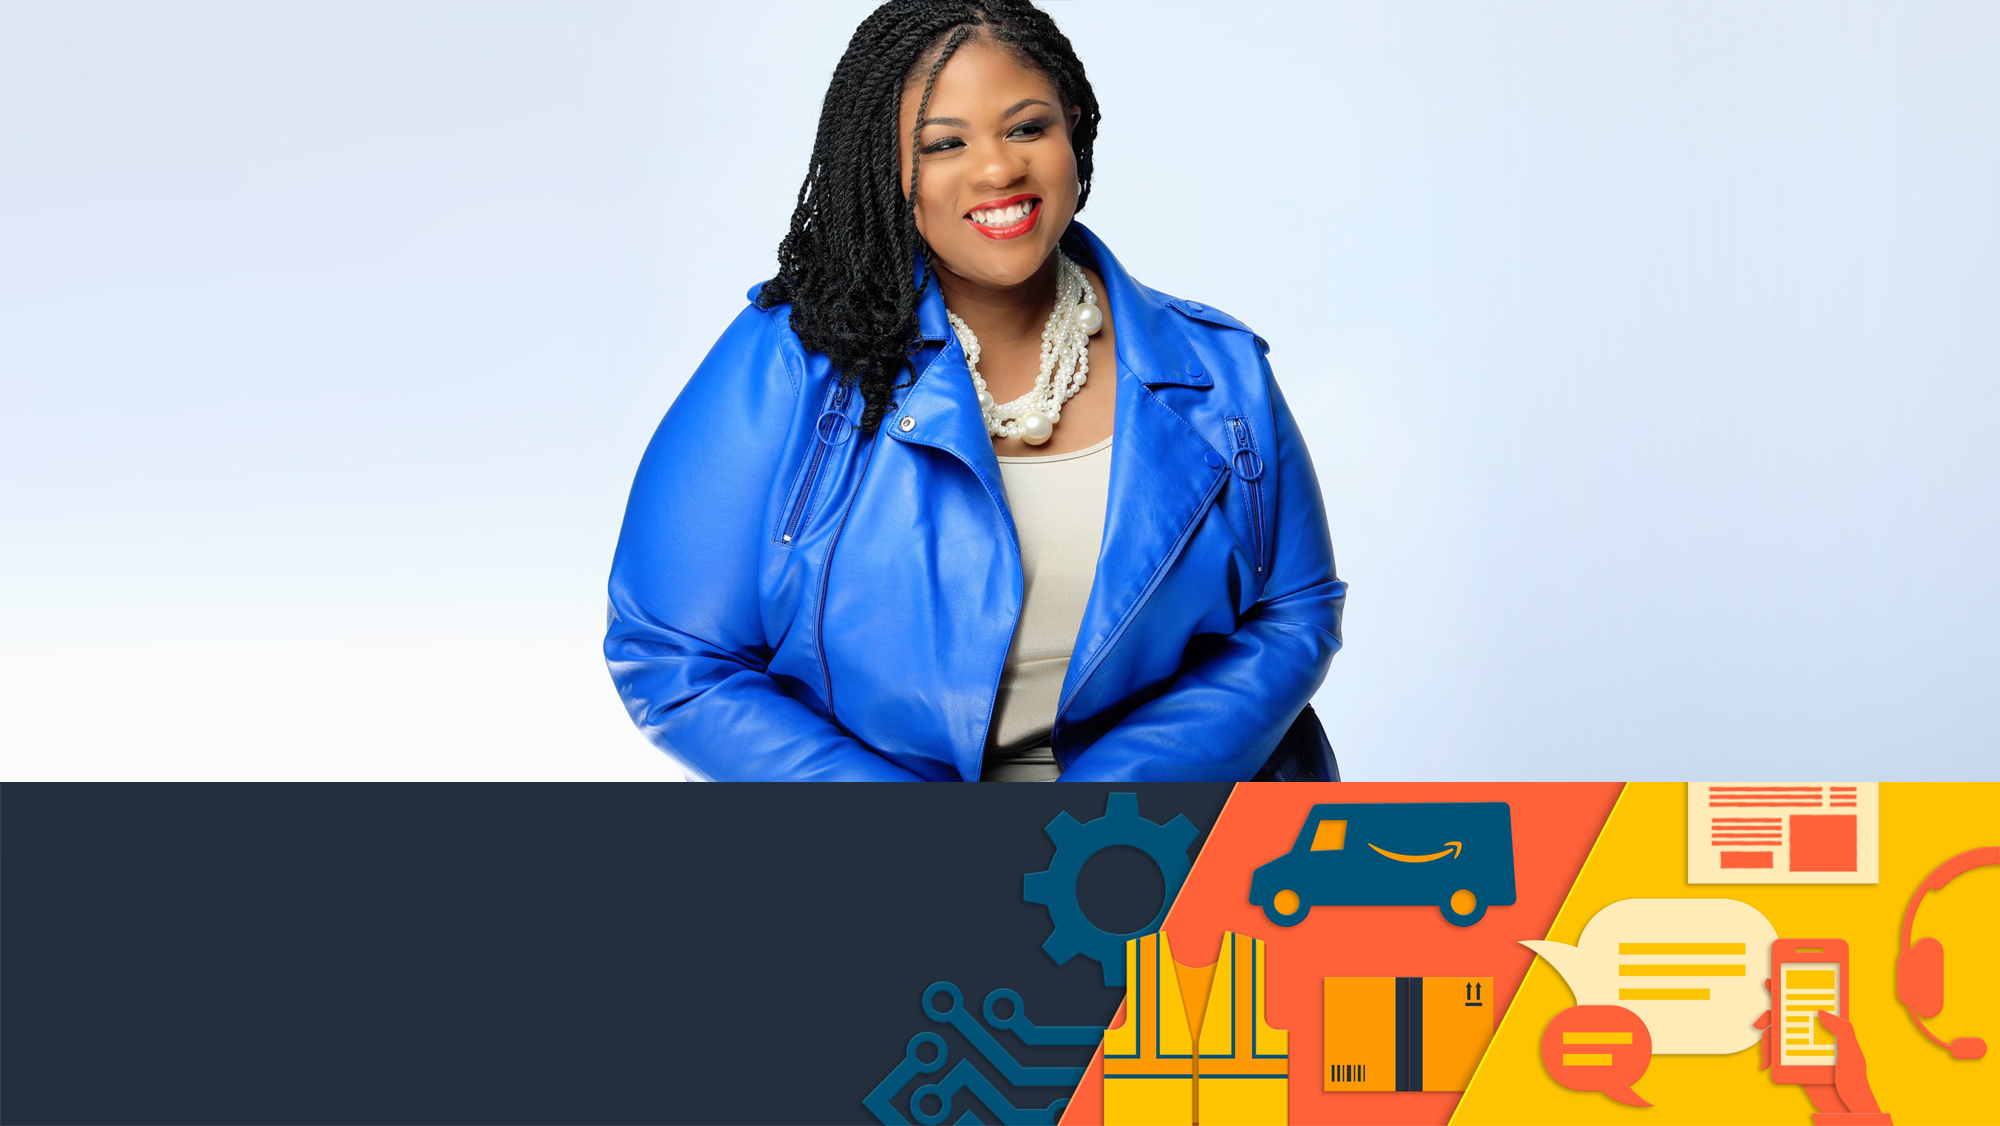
[1306,819,1347,851]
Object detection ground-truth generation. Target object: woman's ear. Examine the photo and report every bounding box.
[1067,104,1082,134]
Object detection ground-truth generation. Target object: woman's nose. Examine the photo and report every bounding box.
[969,141,1028,190]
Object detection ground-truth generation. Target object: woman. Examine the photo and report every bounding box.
[605,0,1344,781]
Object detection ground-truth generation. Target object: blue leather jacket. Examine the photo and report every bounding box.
[605,223,1344,780]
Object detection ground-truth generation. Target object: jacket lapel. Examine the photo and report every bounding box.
[890,276,1018,547]
[879,274,1021,781]
[1057,224,1230,719]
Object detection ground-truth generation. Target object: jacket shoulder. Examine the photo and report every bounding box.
[1157,292,1270,355]
[692,281,808,394]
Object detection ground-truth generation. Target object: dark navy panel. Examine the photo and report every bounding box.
[0,783,1231,1125]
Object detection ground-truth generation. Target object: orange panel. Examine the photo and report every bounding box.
[1059,782,1622,1126]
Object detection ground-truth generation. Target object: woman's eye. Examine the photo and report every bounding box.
[1009,121,1048,139]
[920,136,964,155]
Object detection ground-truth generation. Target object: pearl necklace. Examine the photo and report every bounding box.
[946,253,1103,446]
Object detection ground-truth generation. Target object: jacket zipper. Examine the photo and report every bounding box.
[1228,416,1266,573]
[779,380,851,545]
[811,341,947,716]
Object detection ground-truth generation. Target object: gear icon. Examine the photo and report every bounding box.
[1023,792,1199,986]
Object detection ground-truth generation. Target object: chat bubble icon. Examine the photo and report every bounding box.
[1541,1005,1653,1106]
[1522,897,1776,1053]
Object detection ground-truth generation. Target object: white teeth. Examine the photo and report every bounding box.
[971,200,1033,226]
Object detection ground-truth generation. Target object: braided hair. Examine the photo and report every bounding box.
[756,0,1100,434]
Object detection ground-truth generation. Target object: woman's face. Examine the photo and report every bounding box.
[899,36,1082,292]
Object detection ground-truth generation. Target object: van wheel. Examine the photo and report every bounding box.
[1263,888,1309,927]
[1441,889,1487,927]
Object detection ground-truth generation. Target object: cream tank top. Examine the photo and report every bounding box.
[983,435,1113,782]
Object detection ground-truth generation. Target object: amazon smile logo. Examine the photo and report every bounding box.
[1368,841,1464,863]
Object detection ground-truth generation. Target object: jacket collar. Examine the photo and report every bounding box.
[894,220,1221,458]
[908,221,1212,388]
[912,220,1216,384]
[1060,221,1212,389]
[914,259,952,343]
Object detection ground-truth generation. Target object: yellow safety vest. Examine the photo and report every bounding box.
[1102,930,1288,1126]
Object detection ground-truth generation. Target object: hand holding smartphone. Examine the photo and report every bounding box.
[1768,939,1851,1087]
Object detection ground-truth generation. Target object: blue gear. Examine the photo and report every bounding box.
[1022,792,1199,986]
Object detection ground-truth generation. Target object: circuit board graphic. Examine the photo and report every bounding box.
[864,982,1100,1125]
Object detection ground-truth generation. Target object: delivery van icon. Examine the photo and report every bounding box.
[1250,803,1518,927]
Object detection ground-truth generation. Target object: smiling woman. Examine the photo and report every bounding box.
[604,0,1346,781]
[898,34,1114,458]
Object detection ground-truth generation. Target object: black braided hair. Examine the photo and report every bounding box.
[756,0,1100,434]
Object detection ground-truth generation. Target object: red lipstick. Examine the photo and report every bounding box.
[965,194,1041,240]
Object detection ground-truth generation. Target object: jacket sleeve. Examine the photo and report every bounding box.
[604,303,922,781]
[1057,367,1346,782]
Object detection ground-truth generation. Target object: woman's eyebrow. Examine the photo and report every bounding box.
[920,99,1053,129]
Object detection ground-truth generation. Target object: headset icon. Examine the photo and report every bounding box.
[1896,846,1999,1060]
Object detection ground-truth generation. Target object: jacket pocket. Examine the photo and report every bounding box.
[1226,415,1268,574]
[777,379,853,546]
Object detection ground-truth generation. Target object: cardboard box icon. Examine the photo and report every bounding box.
[1324,976,1495,1093]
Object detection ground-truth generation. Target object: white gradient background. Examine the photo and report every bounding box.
[4,2,1995,780]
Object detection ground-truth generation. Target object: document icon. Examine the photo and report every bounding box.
[1687,784,1878,884]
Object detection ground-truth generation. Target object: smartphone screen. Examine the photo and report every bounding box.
[1777,959,1841,1066]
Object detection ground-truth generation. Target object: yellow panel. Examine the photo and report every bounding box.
[1562,1053,1614,1066]
[1323,977,1396,1092]
[1423,976,1497,1092]
[1104,1076,1192,1126]
[1786,969,1836,989]
[1562,1032,1633,1045]
[1450,782,2000,1126]
[1310,819,1348,850]
[1197,1075,1287,1126]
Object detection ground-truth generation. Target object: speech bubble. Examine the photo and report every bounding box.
[1541,1005,1653,1106]
[1522,897,1776,1054]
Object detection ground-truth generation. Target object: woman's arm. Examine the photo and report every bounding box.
[604,304,922,781]
[1057,370,1346,781]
